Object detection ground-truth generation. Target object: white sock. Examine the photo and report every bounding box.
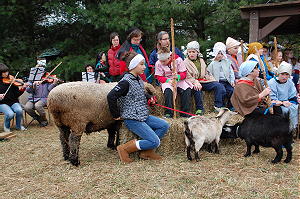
[135,140,141,150]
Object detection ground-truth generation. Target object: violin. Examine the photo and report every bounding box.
[2,75,25,86]
[41,73,64,83]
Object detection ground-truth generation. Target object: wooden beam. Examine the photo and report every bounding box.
[259,16,290,40]
[249,10,259,43]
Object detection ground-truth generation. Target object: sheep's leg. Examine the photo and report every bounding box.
[69,132,82,166]
[107,127,117,149]
[284,144,293,163]
[271,146,283,164]
[58,125,71,161]
[207,143,214,153]
[253,144,260,154]
[194,138,205,162]
[244,141,252,157]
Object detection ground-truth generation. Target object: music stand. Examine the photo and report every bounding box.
[28,67,45,82]
[82,72,96,82]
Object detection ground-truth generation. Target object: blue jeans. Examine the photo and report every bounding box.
[124,115,170,150]
[0,103,23,129]
[202,81,226,108]
[192,89,203,110]
[219,80,234,108]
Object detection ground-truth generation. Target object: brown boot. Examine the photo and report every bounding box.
[139,149,162,160]
[117,139,139,163]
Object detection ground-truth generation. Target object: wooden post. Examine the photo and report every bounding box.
[170,18,177,118]
[240,40,245,61]
[249,10,259,43]
[254,46,273,114]
[273,37,278,68]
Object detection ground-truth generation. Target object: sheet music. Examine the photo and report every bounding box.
[82,72,96,82]
[28,67,45,81]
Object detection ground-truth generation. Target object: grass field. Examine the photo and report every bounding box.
[0,121,299,199]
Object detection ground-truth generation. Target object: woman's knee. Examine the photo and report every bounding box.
[149,136,161,148]
[5,112,15,119]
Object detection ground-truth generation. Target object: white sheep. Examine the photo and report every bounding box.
[184,108,236,161]
[48,81,156,166]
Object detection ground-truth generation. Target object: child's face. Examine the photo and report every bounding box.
[277,52,283,62]
[131,36,142,45]
[278,72,290,83]
[258,48,264,55]
[262,48,268,56]
[86,66,94,72]
[159,34,170,48]
[214,52,224,61]
[132,60,146,75]
[228,46,239,55]
[101,54,106,62]
[160,57,171,66]
[187,49,198,60]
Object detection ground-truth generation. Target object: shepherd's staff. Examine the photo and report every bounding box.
[254,46,273,114]
[170,18,177,118]
[273,37,278,68]
[240,40,245,61]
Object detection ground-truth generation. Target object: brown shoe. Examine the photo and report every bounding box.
[139,149,162,160]
[117,139,138,163]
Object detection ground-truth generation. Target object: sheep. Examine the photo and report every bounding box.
[47,81,156,166]
[184,108,236,161]
[223,110,293,163]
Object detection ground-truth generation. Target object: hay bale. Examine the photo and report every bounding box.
[118,117,186,159]
[150,85,216,117]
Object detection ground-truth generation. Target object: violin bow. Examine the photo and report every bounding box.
[43,62,62,81]
[254,46,273,114]
[3,72,19,97]
[170,18,177,118]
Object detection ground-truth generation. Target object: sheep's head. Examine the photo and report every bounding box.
[144,82,156,96]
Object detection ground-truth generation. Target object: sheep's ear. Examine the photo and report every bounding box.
[144,82,155,95]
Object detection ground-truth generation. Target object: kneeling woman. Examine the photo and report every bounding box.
[231,60,271,116]
[107,52,170,163]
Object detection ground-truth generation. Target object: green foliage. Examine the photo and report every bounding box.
[0,0,299,81]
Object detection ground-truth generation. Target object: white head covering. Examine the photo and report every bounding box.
[226,37,241,49]
[277,61,292,75]
[212,42,227,58]
[128,54,145,71]
[239,60,258,77]
[246,54,259,62]
[186,41,200,53]
[157,52,171,61]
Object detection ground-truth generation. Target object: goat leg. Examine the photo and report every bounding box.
[271,146,283,163]
[284,144,293,163]
[244,142,252,157]
[186,145,193,161]
[107,127,117,150]
[214,139,220,154]
[69,132,82,166]
[194,150,200,162]
[253,144,260,154]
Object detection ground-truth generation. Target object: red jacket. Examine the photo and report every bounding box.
[108,45,127,76]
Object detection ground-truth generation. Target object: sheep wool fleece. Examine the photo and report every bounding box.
[119,73,149,122]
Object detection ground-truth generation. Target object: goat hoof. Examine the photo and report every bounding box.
[244,153,251,157]
[107,144,116,150]
[253,150,260,154]
[70,159,80,166]
[63,156,69,161]
[284,159,291,163]
[271,159,280,164]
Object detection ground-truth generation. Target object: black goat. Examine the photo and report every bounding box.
[224,110,293,164]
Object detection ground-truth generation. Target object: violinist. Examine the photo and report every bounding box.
[24,72,59,127]
[0,63,29,133]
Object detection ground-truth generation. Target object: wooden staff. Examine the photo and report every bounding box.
[273,37,278,68]
[170,18,177,118]
[254,46,273,114]
[240,40,245,61]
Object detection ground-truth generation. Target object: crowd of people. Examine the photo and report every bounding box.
[0,27,299,164]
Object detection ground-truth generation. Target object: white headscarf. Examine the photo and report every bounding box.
[128,54,145,70]
[278,61,292,75]
[212,42,227,58]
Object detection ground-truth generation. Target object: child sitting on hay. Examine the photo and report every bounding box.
[107,51,170,163]
[155,47,192,118]
[183,41,226,114]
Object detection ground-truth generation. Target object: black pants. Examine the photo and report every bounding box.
[164,88,191,117]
